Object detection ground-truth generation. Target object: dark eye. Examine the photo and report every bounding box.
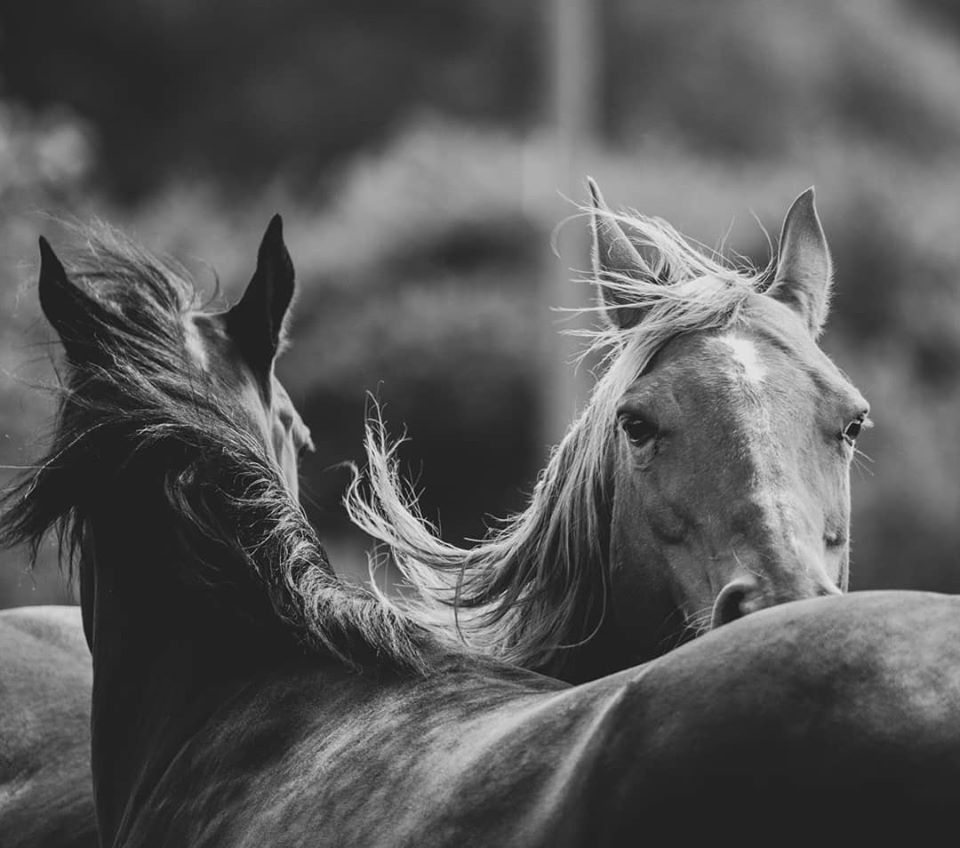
[619,414,658,448]
[841,415,869,446]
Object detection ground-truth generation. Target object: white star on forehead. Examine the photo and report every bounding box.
[718,334,766,385]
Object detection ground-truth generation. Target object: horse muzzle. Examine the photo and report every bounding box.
[711,574,841,629]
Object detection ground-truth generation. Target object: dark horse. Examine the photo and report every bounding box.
[0,219,314,848]
[5,213,960,845]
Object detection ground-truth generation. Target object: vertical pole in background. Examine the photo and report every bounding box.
[540,0,599,451]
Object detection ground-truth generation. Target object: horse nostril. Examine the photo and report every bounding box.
[711,577,760,629]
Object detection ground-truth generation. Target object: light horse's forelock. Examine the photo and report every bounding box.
[346,208,772,673]
[1,225,434,675]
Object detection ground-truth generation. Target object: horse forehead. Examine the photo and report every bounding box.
[692,332,817,414]
[654,333,767,392]
[699,332,797,394]
[713,334,766,385]
[653,330,816,422]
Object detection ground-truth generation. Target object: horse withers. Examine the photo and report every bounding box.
[349,181,868,681]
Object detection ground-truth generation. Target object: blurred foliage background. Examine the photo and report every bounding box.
[1,0,959,606]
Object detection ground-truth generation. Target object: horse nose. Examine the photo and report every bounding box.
[711,574,842,629]
[711,575,761,628]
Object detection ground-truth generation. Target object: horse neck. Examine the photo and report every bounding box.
[81,476,295,843]
[552,600,690,684]
[538,427,690,684]
[534,534,684,684]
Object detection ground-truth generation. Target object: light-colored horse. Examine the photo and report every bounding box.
[348,180,869,681]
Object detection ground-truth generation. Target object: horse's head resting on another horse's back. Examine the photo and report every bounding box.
[589,181,868,640]
[348,181,869,681]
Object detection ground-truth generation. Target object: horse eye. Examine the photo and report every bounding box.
[620,415,658,448]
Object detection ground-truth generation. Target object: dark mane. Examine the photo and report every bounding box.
[0,225,438,674]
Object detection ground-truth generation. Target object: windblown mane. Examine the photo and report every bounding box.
[0,225,436,674]
[346,208,770,674]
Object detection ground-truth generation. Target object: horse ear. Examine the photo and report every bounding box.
[768,188,833,338]
[587,177,662,330]
[38,237,107,361]
[226,214,295,376]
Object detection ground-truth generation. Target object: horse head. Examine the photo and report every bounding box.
[188,215,314,497]
[590,181,868,656]
[36,216,312,498]
[28,218,312,656]
[344,181,870,681]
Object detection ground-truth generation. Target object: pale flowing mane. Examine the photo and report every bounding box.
[346,207,771,675]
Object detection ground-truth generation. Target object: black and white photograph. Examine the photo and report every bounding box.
[2,1,960,845]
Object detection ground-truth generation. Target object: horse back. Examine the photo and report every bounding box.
[119,660,603,848]
[0,605,97,848]
[107,591,960,846]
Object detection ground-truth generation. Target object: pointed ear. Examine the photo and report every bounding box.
[768,188,833,338]
[587,177,663,330]
[38,237,109,361]
[226,214,295,378]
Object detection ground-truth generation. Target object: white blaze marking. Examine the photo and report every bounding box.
[719,335,766,385]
